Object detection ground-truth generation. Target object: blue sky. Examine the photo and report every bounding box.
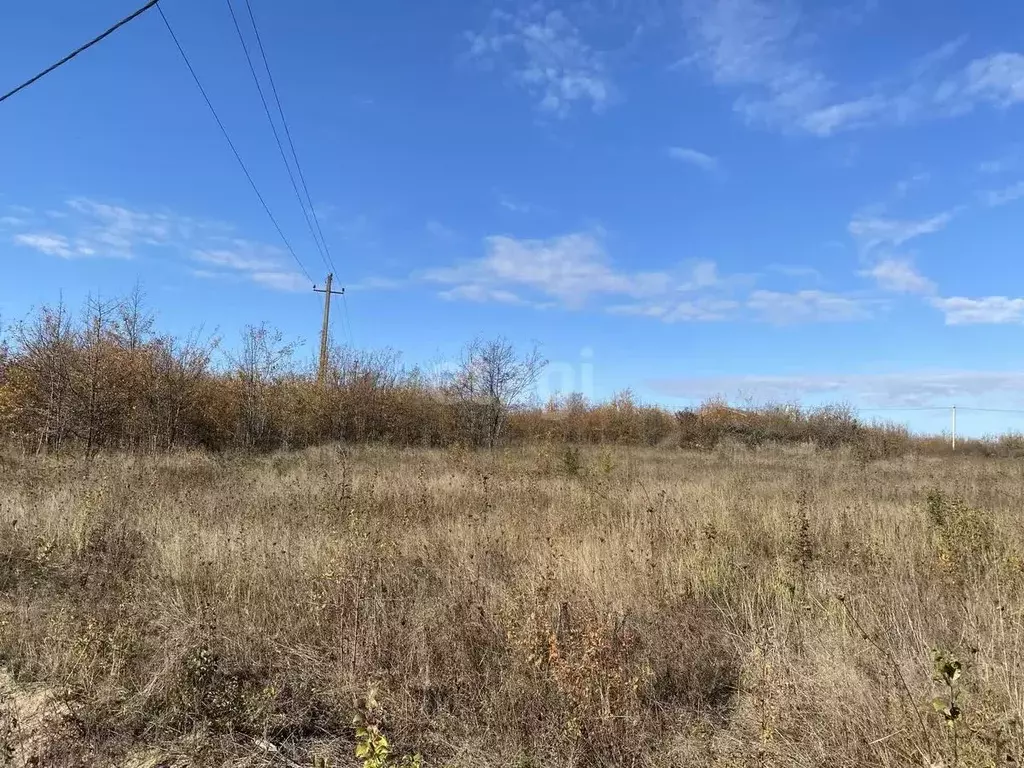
[3,0,1024,434]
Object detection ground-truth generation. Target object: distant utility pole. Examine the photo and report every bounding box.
[951,405,957,452]
[313,274,344,384]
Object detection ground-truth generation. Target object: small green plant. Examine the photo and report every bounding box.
[560,445,584,477]
[925,490,994,577]
[353,686,422,768]
[931,649,964,766]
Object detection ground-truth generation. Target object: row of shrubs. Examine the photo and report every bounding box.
[0,292,1017,457]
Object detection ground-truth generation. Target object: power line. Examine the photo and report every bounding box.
[1,0,163,105]
[958,406,1024,415]
[223,0,333,275]
[858,406,949,412]
[241,0,338,277]
[157,4,313,283]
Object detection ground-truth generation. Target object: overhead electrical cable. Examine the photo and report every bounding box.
[0,0,162,105]
[241,0,338,275]
[224,0,333,275]
[158,4,313,282]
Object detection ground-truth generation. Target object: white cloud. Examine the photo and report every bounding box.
[848,210,956,251]
[426,219,459,240]
[978,151,1020,175]
[861,259,936,295]
[981,181,1024,207]
[648,370,1024,407]
[8,198,312,292]
[417,230,875,325]
[191,239,314,292]
[497,194,532,213]
[439,284,526,305]
[979,159,1010,174]
[747,289,873,323]
[65,198,187,256]
[0,216,28,228]
[668,146,720,173]
[679,0,1024,136]
[768,264,821,280]
[13,233,74,258]
[931,296,1024,325]
[798,96,886,136]
[424,231,676,307]
[893,172,931,199]
[680,0,885,136]
[466,7,611,116]
[193,243,281,272]
[608,297,738,322]
[909,36,968,78]
[249,271,310,293]
[960,53,1024,108]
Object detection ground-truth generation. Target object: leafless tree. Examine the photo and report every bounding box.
[76,294,122,454]
[447,336,546,447]
[12,300,77,453]
[116,282,155,353]
[229,323,297,450]
[150,328,218,450]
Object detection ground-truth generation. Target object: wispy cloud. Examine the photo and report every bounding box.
[189,239,309,292]
[679,0,887,136]
[438,284,529,305]
[940,52,1024,111]
[249,271,310,293]
[978,150,1020,175]
[608,297,739,322]
[981,181,1024,207]
[931,296,1024,325]
[414,228,880,326]
[9,198,308,292]
[465,6,612,116]
[679,1,1024,136]
[848,209,956,251]
[747,289,874,323]
[768,264,822,281]
[893,172,931,199]
[861,258,936,295]
[193,243,282,272]
[497,194,533,214]
[668,146,720,173]
[14,233,76,258]
[426,219,460,241]
[64,198,199,257]
[423,232,673,308]
[648,369,1024,407]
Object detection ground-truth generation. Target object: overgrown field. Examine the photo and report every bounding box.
[2,444,1023,766]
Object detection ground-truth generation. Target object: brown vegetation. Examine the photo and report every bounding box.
[3,290,1024,766]
[2,444,1024,766]
[2,290,1019,458]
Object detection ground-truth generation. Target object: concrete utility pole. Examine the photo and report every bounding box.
[313,274,344,384]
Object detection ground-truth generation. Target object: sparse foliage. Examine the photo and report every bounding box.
[446,336,546,448]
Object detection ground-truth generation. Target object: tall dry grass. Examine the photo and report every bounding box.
[2,444,1023,766]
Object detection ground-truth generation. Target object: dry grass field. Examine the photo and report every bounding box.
[2,443,1023,767]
